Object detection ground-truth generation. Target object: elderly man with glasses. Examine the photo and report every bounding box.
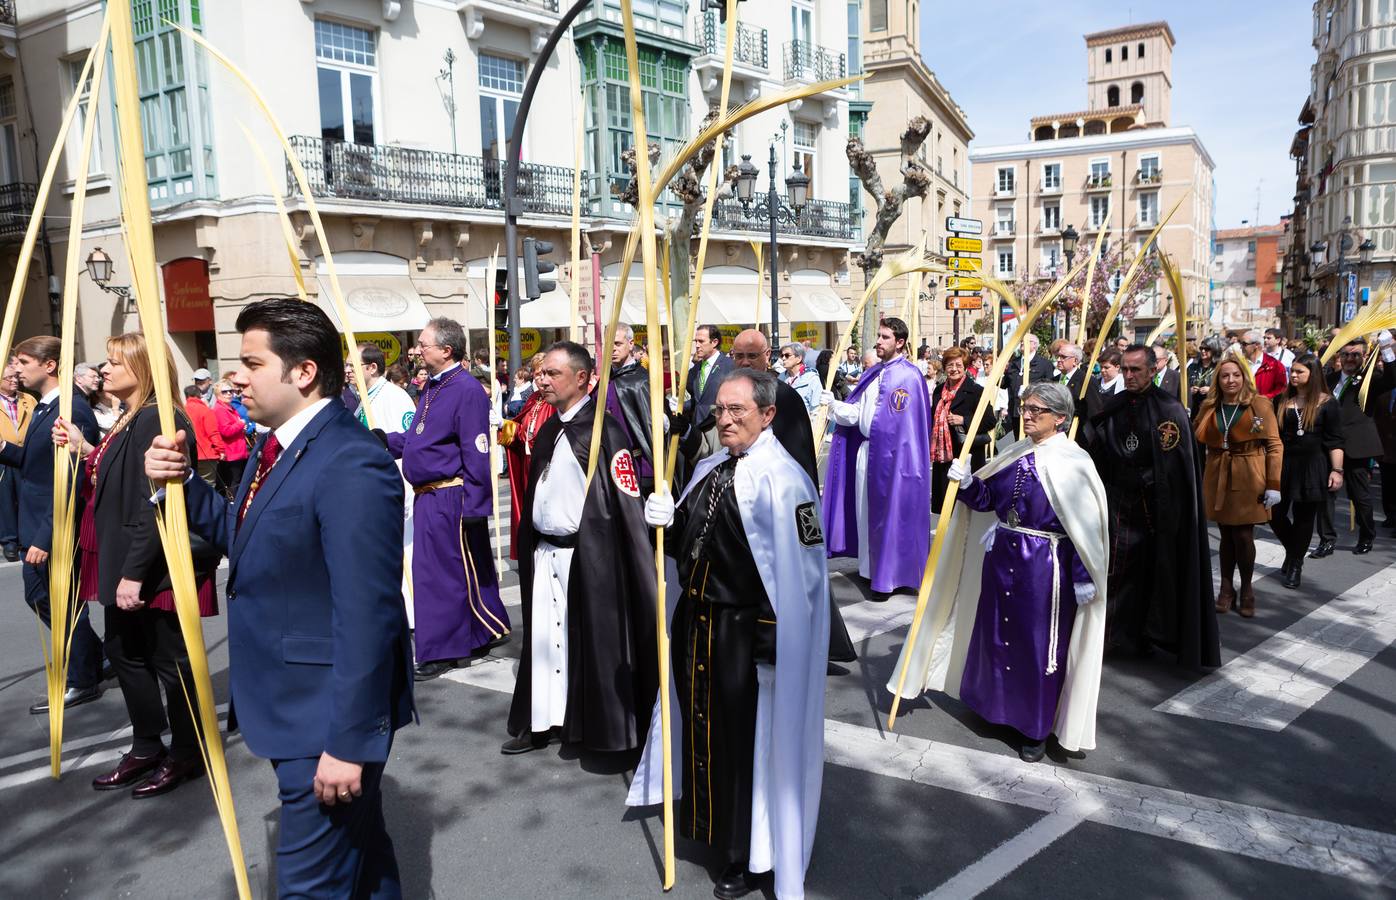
[1240,329,1288,402]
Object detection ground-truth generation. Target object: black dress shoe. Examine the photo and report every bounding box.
[869,591,891,603]
[131,756,204,799]
[29,684,101,715]
[1019,739,1048,763]
[500,731,551,755]
[472,634,511,657]
[713,862,756,900]
[3,545,18,562]
[1308,539,1335,559]
[1283,564,1302,590]
[413,659,457,682]
[93,752,166,791]
[1354,540,1374,555]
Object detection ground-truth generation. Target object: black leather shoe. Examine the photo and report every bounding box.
[1354,541,1374,555]
[713,863,756,900]
[3,545,18,562]
[869,591,891,603]
[500,731,551,755]
[131,756,204,799]
[93,752,166,791]
[1283,564,1302,589]
[29,684,102,715]
[1308,540,1335,559]
[413,660,457,682]
[1019,739,1048,763]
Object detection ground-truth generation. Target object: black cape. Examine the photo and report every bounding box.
[607,361,656,482]
[506,399,659,751]
[1090,386,1220,669]
[771,378,856,663]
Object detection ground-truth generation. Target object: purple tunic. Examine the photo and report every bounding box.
[957,454,1089,741]
[822,356,932,593]
[387,364,511,662]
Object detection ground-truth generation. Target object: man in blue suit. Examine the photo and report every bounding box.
[0,335,103,713]
[145,300,413,898]
[681,323,734,465]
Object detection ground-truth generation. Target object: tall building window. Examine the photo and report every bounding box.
[1131,81,1144,104]
[1121,44,1128,60]
[1090,195,1110,228]
[870,0,887,31]
[1043,243,1061,272]
[847,1,862,89]
[1042,162,1061,190]
[1090,158,1111,183]
[995,205,1013,235]
[791,2,814,48]
[1042,203,1061,231]
[1139,154,1160,181]
[1138,42,1145,58]
[997,247,1015,277]
[1107,84,1120,107]
[133,0,215,204]
[604,0,684,28]
[61,61,103,177]
[316,20,377,145]
[0,77,19,184]
[479,53,524,162]
[1138,191,1158,226]
[792,119,817,198]
[996,166,1014,194]
[1105,48,1112,63]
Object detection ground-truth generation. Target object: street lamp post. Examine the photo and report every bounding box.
[1057,224,1079,339]
[734,128,808,349]
[84,247,133,308]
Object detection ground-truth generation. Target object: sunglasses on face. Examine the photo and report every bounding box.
[1021,403,1055,418]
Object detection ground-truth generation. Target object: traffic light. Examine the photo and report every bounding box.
[493,268,509,331]
[701,0,745,22]
[522,236,555,301]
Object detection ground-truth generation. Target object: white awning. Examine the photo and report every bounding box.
[787,283,852,323]
[697,282,789,327]
[314,273,432,333]
[464,277,574,329]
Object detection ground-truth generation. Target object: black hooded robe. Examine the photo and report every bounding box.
[506,400,659,751]
[1090,385,1220,669]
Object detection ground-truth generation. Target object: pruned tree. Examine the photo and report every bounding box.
[621,109,740,334]
[846,115,933,338]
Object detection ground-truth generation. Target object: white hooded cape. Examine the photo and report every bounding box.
[886,432,1110,751]
[627,429,829,899]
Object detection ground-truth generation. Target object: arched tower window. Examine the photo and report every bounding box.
[1107,85,1120,107]
[1131,82,1144,104]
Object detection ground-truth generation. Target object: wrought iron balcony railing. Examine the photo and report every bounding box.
[286,136,575,217]
[782,40,845,82]
[696,12,767,69]
[697,192,855,242]
[0,182,37,240]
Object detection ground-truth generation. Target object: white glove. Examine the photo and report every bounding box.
[1262,490,1281,509]
[667,394,679,416]
[1378,329,1394,347]
[488,408,503,428]
[644,491,675,528]
[819,390,835,407]
[947,459,972,487]
[1074,583,1097,606]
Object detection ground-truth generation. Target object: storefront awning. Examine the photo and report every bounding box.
[787,283,852,323]
[314,273,432,333]
[609,282,789,328]
[463,277,574,330]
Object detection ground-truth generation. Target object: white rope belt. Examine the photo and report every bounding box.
[996,520,1067,677]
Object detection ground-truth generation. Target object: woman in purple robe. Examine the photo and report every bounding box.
[892,382,1110,763]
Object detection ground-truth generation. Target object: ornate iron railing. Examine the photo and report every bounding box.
[782,40,845,82]
[0,182,36,240]
[286,136,575,217]
[698,192,855,241]
[696,12,767,69]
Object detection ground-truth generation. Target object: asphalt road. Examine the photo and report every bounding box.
[2,492,1396,899]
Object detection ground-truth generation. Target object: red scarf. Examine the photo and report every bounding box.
[930,378,962,463]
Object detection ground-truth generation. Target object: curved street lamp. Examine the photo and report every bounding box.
[84,246,133,305]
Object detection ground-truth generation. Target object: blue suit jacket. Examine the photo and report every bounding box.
[0,392,100,552]
[184,401,414,762]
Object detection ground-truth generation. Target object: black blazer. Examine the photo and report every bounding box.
[685,351,734,429]
[1156,368,1181,400]
[930,378,996,468]
[0,391,99,552]
[92,406,219,606]
[1006,353,1055,422]
[1327,363,1396,460]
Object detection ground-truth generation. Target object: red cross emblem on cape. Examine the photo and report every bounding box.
[610,450,641,497]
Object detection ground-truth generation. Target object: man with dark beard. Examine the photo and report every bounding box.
[503,342,658,754]
[1090,345,1219,668]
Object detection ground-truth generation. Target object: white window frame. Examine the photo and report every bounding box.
[478,52,528,161]
[1042,202,1061,232]
[1138,190,1158,226]
[995,165,1015,195]
[1138,153,1160,183]
[0,76,22,184]
[1090,194,1111,228]
[1089,157,1111,185]
[315,19,381,146]
[1041,161,1062,191]
[997,247,1015,277]
[994,205,1014,235]
[62,59,104,177]
[792,118,817,198]
[791,1,814,47]
[1042,242,1062,273]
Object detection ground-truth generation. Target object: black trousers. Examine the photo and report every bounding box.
[1380,460,1396,525]
[1346,458,1377,543]
[1270,498,1319,564]
[104,604,199,760]
[23,557,102,689]
[0,467,18,549]
[216,458,247,499]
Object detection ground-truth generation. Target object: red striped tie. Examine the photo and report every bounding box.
[238,434,281,526]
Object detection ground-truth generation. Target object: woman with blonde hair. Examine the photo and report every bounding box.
[54,333,222,798]
[1193,354,1283,617]
[211,378,250,497]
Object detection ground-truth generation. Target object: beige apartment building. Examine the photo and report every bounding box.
[969,21,1215,339]
[0,0,862,377]
[855,0,973,347]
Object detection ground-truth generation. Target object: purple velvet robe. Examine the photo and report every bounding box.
[958,454,1089,741]
[387,364,511,662]
[822,356,931,593]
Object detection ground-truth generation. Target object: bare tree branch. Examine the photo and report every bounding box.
[847,115,933,274]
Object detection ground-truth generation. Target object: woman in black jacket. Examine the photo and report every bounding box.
[1271,353,1344,588]
[929,346,997,508]
[55,333,221,799]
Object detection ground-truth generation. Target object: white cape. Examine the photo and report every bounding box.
[627,429,829,899]
[886,433,1110,751]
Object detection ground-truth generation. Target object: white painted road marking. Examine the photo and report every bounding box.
[1156,568,1396,730]
[921,802,1100,899]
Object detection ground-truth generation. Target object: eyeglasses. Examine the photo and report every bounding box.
[413,340,442,350]
[779,352,797,359]
[218,389,234,395]
[1020,403,1056,418]
[712,404,756,421]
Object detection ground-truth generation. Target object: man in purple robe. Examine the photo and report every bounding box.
[386,317,510,680]
[819,317,931,600]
